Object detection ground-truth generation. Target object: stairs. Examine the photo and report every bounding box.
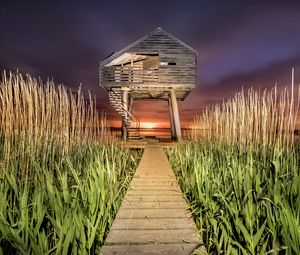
[128,128,140,139]
[108,89,140,138]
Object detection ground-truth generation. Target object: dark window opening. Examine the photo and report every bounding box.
[168,62,176,65]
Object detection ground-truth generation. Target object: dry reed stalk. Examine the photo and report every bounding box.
[189,84,300,151]
[0,71,115,177]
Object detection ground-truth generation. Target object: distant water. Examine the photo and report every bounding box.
[110,127,300,141]
[111,128,192,138]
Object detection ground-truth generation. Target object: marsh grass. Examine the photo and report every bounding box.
[189,86,300,153]
[168,85,300,254]
[0,72,140,254]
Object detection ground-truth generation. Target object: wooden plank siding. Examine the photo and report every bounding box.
[99,27,197,100]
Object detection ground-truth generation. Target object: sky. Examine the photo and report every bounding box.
[0,0,300,128]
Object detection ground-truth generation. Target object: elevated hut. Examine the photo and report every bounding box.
[99,27,197,140]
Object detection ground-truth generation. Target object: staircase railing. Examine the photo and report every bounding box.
[108,89,140,137]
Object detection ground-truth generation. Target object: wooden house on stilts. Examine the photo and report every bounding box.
[99,27,197,140]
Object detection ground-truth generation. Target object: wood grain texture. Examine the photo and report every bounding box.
[100,244,206,255]
[99,27,197,101]
[100,142,206,255]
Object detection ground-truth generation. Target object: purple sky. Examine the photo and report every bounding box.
[1,0,300,127]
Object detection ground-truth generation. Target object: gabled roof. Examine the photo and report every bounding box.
[100,27,198,67]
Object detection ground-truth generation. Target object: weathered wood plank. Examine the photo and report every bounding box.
[126,190,182,197]
[129,185,181,192]
[120,200,187,209]
[116,208,189,219]
[133,175,176,179]
[124,195,185,202]
[130,179,179,184]
[130,181,179,187]
[100,243,206,255]
[105,229,201,244]
[110,218,195,230]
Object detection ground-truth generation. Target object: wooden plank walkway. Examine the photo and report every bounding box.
[100,141,206,255]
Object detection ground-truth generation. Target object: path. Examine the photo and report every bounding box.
[100,141,206,255]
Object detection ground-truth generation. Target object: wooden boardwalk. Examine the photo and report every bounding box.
[100,141,206,255]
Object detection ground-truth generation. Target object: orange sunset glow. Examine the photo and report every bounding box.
[140,122,159,129]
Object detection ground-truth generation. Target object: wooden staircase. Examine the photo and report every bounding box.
[108,89,140,139]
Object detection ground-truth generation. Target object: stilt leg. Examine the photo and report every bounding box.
[128,97,133,114]
[168,97,176,140]
[122,89,129,141]
[170,90,182,141]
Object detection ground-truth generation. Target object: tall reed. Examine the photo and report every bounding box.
[168,84,300,254]
[168,142,300,254]
[0,71,116,145]
[189,85,300,152]
[0,71,141,254]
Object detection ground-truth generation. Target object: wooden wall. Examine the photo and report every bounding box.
[100,28,197,89]
[128,30,196,86]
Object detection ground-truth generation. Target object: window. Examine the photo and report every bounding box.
[160,62,176,66]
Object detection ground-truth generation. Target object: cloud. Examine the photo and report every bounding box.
[1,1,300,128]
[179,56,300,128]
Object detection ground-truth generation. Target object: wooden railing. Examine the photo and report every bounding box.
[101,66,158,83]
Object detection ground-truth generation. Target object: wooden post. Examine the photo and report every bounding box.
[170,90,182,141]
[168,97,176,140]
[122,88,129,141]
[128,96,133,114]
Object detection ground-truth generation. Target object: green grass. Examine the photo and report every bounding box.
[167,142,300,254]
[168,83,300,254]
[0,139,141,254]
[0,72,142,254]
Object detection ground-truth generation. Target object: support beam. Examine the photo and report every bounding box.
[122,88,129,141]
[128,96,133,114]
[121,118,127,141]
[168,98,176,140]
[170,90,182,141]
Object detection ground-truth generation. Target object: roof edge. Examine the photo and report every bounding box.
[100,27,198,67]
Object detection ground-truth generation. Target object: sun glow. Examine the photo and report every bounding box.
[141,122,158,129]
